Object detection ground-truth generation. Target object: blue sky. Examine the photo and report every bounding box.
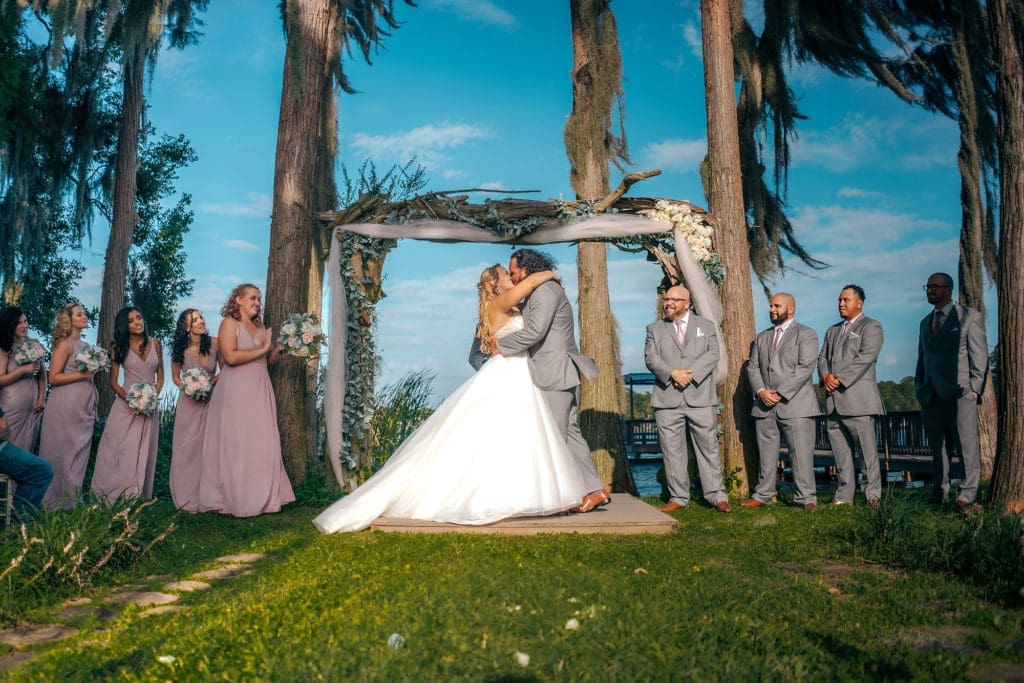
[64,0,994,401]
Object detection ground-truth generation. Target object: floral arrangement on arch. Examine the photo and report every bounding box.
[647,200,724,285]
[13,338,47,366]
[75,343,110,373]
[125,382,158,416]
[180,366,214,401]
[278,313,326,362]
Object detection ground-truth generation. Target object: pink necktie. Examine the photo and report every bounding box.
[841,321,851,337]
[675,320,686,344]
[773,326,784,350]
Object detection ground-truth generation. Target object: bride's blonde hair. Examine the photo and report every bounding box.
[475,264,501,351]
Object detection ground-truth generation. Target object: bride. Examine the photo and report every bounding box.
[313,264,591,533]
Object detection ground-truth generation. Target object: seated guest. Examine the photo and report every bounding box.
[0,406,54,519]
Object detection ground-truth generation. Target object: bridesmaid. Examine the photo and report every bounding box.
[38,303,98,509]
[91,307,164,502]
[0,306,46,452]
[198,284,295,517]
[169,309,218,511]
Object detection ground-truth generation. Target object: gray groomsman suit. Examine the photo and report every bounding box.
[644,313,726,508]
[747,321,820,506]
[496,280,602,493]
[915,302,988,504]
[817,315,885,503]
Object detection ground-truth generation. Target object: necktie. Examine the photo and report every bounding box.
[840,321,851,337]
[931,310,944,336]
[773,326,784,350]
[675,320,686,344]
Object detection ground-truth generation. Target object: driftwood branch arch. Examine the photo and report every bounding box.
[318,170,720,490]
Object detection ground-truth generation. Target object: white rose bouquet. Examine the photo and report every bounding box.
[125,382,158,416]
[75,343,110,373]
[278,313,326,362]
[13,338,47,365]
[180,366,214,400]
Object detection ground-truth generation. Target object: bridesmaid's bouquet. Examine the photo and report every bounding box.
[180,366,214,400]
[125,382,158,416]
[13,338,47,365]
[75,343,110,373]
[278,313,326,362]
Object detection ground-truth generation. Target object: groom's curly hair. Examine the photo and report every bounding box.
[510,248,555,275]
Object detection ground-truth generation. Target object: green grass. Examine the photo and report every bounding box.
[4,492,1023,681]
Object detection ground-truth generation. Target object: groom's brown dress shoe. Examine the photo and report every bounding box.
[715,501,733,513]
[576,489,611,513]
[659,501,687,512]
[740,498,766,508]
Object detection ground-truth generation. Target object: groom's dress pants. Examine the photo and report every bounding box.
[543,387,602,493]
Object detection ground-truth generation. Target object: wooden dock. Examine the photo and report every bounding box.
[369,496,678,535]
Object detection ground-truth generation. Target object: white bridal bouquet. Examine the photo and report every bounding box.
[180,366,213,400]
[13,338,47,365]
[75,343,110,373]
[278,313,326,362]
[125,382,158,416]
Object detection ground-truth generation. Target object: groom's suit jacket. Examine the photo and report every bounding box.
[496,280,597,391]
[644,314,719,410]
[747,321,820,419]
[816,316,885,417]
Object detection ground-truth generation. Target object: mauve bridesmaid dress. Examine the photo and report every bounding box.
[169,348,218,511]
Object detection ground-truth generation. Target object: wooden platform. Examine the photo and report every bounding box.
[369,496,678,535]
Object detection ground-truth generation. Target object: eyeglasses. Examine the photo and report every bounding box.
[922,284,951,291]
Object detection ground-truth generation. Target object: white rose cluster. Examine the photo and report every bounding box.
[648,200,716,263]
[278,313,326,363]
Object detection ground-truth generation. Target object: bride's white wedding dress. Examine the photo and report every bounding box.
[313,316,590,533]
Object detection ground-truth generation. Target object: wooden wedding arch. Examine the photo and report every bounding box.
[317,170,724,490]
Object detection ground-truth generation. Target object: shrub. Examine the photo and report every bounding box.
[0,497,176,621]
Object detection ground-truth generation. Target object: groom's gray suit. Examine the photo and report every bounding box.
[817,315,885,503]
[747,321,820,506]
[496,280,601,492]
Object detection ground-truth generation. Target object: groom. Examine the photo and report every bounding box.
[495,248,610,512]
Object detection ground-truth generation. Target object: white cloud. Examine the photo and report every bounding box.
[222,239,263,253]
[430,0,518,28]
[349,123,494,170]
[837,187,886,200]
[792,204,949,250]
[682,22,702,59]
[199,193,272,218]
[794,113,957,173]
[640,138,706,172]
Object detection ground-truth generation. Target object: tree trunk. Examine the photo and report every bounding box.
[96,53,144,416]
[988,0,1024,512]
[565,0,635,494]
[267,0,338,485]
[701,0,757,495]
[951,13,997,479]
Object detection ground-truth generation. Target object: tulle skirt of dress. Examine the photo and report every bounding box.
[314,353,589,533]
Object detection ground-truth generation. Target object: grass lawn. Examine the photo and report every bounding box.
[3,493,1023,681]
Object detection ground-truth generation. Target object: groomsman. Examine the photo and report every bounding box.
[915,272,988,507]
[742,293,820,511]
[817,285,885,507]
[644,285,731,513]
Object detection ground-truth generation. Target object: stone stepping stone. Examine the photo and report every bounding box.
[897,625,984,655]
[105,591,179,607]
[968,662,1024,681]
[0,652,39,671]
[0,624,78,648]
[61,597,91,607]
[164,580,211,592]
[53,606,118,623]
[192,564,252,581]
[215,553,269,564]
[140,605,184,618]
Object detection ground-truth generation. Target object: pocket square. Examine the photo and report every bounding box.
[849,332,859,338]
[696,328,705,338]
